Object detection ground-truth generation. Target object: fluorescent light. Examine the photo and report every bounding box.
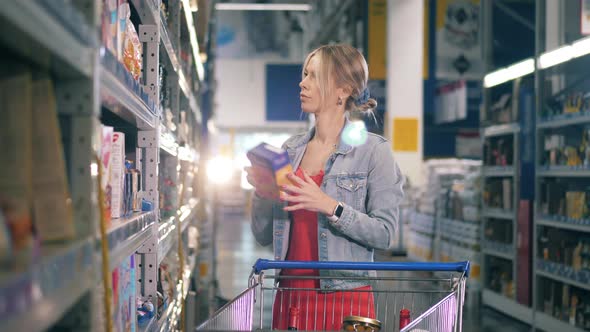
[538,45,573,69]
[206,156,235,184]
[572,36,590,57]
[215,3,311,11]
[483,58,535,88]
[181,0,205,80]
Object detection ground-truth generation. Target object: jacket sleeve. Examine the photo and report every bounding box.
[250,192,275,246]
[329,141,405,250]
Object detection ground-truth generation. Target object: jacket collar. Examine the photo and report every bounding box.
[285,117,354,155]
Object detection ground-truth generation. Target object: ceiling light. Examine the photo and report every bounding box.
[538,45,573,69]
[483,58,535,88]
[572,36,590,57]
[181,0,205,80]
[215,3,312,11]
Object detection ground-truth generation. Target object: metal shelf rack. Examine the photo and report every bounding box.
[480,68,530,321]
[0,1,205,331]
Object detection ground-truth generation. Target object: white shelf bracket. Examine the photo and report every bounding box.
[138,129,160,213]
[139,24,160,104]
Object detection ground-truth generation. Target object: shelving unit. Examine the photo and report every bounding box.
[480,60,536,321]
[482,289,534,325]
[0,1,207,331]
[533,30,590,332]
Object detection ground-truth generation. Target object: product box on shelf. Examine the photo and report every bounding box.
[247,143,293,198]
[102,0,118,54]
[0,63,34,255]
[112,254,136,332]
[118,2,142,81]
[111,132,126,219]
[31,77,75,242]
[101,126,114,225]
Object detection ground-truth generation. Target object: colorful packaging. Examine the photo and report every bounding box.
[102,0,116,53]
[246,143,293,197]
[121,2,142,81]
[31,77,76,242]
[101,126,114,225]
[111,132,126,219]
[112,255,136,332]
[117,0,128,61]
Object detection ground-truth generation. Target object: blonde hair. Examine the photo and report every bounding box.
[302,44,377,113]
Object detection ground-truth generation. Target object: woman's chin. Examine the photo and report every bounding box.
[300,106,316,114]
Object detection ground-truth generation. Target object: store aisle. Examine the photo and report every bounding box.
[214,211,531,331]
[216,209,273,299]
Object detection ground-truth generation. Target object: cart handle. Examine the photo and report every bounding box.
[253,259,470,277]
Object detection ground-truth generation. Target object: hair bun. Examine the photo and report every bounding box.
[358,98,377,112]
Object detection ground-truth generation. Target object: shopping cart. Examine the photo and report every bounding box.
[197,259,470,331]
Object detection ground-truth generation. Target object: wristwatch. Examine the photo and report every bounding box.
[327,202,344,222]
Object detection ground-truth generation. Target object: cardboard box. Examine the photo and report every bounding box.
[247,143,293,196]
[111,132,125,219]
[566,191,586,220]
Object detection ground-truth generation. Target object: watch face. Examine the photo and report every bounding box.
[335,203,344,218]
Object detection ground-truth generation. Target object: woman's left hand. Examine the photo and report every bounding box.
[280,171,338,215]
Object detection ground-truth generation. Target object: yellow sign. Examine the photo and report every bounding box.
[368,0,387,80]
[393,118,419,152]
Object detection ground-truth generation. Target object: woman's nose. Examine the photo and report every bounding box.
[299,80,306,89]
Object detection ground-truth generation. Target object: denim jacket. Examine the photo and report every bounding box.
[251,122,405,290]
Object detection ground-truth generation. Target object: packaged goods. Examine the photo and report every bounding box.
[101,126,114,224]
[119,2,142,81]
[102,0,118,53]
[0,63,34,254]
[247,143,293,197]
[112,254,136,332]
[31,77,75,242]
[111,132,126,219]
[566,191,587,220]
[342,315,381,332]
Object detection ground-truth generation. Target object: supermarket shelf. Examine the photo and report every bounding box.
[482,166,516,177]
[0,239,94,332]
[482,123,520,138]
[536,215,590,233]
[538,112,590,130]
[130,0,160,25]
[482,242,515,261]
[482,289,533,325]
[536,166,590,177]
[158,216,178,264]
[0,0,94,77]
[158,202,198,263]
[109,212,158,271]
[482,208,514,220]
[180,199,198,233]
[100,51,158,130]
[535,312,584,332]
[536,260,590,292]
[159,12,201,122]
[157,267,192,332]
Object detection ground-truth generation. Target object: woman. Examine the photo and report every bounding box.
[246,44,404,330]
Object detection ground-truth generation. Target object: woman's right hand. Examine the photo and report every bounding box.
[245,166,280,201]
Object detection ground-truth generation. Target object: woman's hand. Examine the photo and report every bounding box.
[280,171,338,215]
[245,166,280,201]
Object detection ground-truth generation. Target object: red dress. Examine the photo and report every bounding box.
[271,167,375,331]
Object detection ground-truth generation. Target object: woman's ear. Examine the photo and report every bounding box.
[336,86,353,101]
